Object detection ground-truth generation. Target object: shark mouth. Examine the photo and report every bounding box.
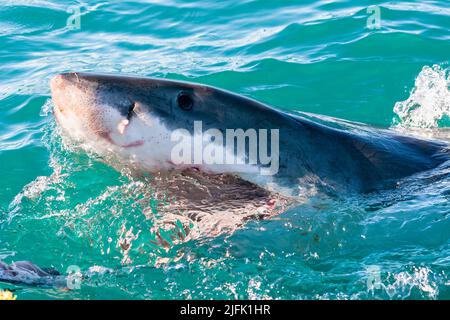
[97,130,145,149]
[142,169,295,248]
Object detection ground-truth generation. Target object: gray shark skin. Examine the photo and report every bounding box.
[0,260,66,288]
[50,72,448,195]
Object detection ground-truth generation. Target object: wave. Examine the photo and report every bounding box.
[392,65,450,140]
[393,65,450,128]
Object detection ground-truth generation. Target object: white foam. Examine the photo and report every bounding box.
[393,65,450,129]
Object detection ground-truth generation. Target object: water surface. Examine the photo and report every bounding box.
[0,0,449,299]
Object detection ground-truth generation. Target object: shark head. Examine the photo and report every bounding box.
[50,72,281,176]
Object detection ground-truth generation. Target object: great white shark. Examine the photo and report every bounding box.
[48,71,450,240]
[1,72,449,288]
[50,72,449,193]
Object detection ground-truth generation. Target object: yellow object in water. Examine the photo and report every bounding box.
[0,290,17,300]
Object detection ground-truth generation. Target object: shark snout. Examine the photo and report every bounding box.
[50,72,89,116]
[50,72,80,92]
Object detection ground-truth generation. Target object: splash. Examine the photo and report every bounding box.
[370,266,441,300]
[393,65,450,129]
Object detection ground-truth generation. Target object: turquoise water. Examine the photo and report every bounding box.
[1,0,450,299]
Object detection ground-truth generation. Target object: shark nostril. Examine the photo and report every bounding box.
[126,102,136,121]
[72,72,80,82]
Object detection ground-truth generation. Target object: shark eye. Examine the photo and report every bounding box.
[177,92,193,111]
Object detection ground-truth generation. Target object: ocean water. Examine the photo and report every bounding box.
[0,0,449,300]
